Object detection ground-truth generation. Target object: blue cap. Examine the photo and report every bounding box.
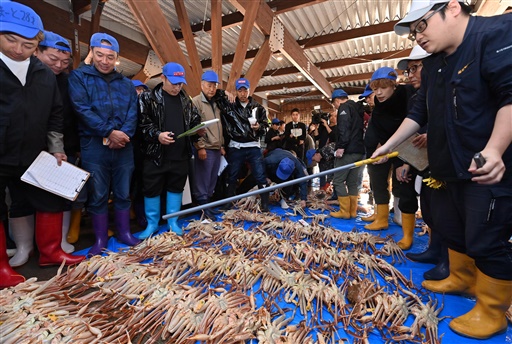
[331,88,348,100]
[276,158,295,180]
[236,78,250,90]
[306,149,317,167]
[132,80,148,89]
[90,32,119,53]
[271,118,281,125]
[162,62,187,85]
[202,70,219,83]
[39,31,71,52]
[358,84,373,99]
[370,67,398,82]
[0,1,43,39]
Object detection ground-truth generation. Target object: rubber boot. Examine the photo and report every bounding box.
[66,208,82,244]
[219,184,237,211]
[88,213,109,256]
[361,207,377,222]
[61,211,75,254]
[114,209,141,246]
[166,192,183,235]
[259,186,270,212]
[423,243,449,280]
[392,197,402,225]
[8,215,34,267]
[35,212,85,266]
[349,196,358,218]
[133,200,147,228]
[397,213,415,250]
[449,269,512,339]
[330,196,350,219]
[406,226,442,264]
[364,204,389,230]
[0,223,25,288]
[196,198,216,221]
[422,249,476,297]
[136,196,161,239]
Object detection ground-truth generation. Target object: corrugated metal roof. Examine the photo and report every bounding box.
[50,0,508,102]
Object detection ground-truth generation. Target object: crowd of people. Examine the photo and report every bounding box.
[0,0,510,339]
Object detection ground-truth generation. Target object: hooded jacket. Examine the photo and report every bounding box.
[192,91,223,150]
[138,83,202,166]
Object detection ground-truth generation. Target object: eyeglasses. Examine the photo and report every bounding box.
[403,63,423,77]
[408,3,447,41]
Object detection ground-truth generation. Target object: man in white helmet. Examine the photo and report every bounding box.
[373,0,512,339]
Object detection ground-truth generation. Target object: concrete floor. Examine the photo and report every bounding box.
[6,211,144,283]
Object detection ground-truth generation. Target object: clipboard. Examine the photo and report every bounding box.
[21,151,90,201]
[392,133,429,171]
[176,119,220,139]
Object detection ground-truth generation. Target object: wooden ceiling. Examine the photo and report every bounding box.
[19,0,512,112]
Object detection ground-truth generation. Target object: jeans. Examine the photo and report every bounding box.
[227,147,266,186]
[80,136,134,215]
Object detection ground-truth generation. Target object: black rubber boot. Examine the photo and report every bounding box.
[259,186,270,213]
[197,198,217,220]
[219,183,237,211]
[406,227,442,264]
[423,242,450,280]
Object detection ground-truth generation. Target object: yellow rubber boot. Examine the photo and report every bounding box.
[364,204,389,230]
[361,207,376,222]
[449,269,512,339]
[422,249,476,297]
[349,196,358,218]
[66,208,82,244]
[397,213,415,250]
[330,196,350,219]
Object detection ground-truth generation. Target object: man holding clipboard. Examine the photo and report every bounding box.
[0,2,84,288]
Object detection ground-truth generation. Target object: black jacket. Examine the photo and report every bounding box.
[214,90,268,144]
[0,56,63,167]
[336,99,365,154]
[138,83,201,166]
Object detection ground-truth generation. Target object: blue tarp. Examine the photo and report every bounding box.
[76,204,512,343]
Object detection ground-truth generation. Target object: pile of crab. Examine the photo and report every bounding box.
[0,207,445,344]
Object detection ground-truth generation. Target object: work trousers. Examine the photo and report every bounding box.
[143,159,189,197]
[192,148,221,201]
[430,180,512,280]
[333,153,365,196]
[366,157,400,205]
[397,165,419,214]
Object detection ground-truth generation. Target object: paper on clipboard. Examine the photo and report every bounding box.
[218,155,228,176]
[392,133,429,171]
[21,151,90,201]
[176,118,220,139]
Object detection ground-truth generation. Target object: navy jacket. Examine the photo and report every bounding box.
[408,14,512,181]
[68,64,138,139]
[265,149,308,200]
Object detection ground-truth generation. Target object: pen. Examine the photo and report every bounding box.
[401,169,406,178]
[487,198,495,222]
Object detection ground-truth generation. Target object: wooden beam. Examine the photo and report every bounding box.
[16,0,148,65]
[132,68,150,83]
[267,85,364,100]
[243,36,272,94]
[89,1,105,38]
[71,0,92,16]
[230,0,332,97]
[261,49,413,77]
[174,0,202,84]
[125,0,201,95]
[226,0,261,93]
[298,21,398,49]
[473,0,511,16]
[255,72,374,94]
[211,0,223,82]
[268,0,326,14]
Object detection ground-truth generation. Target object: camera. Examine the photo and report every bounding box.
[311,106,330,125]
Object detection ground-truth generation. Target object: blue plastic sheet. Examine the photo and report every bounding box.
[75,204,512,343]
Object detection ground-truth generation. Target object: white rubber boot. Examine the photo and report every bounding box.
[61,211,75,253]
[392,197,402,226]
[9,215,34,267]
